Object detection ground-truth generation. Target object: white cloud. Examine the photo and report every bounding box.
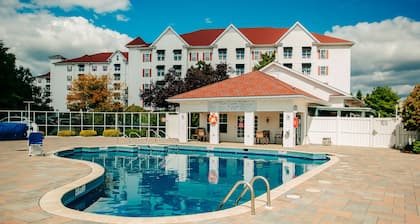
[0,8,132,75]
[30,0,131,13]
[205,18,213,24]
[116,14,129,22]
[326,17,420,97]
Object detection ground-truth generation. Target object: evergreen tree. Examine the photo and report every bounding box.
[365,86,400,117]
[356,89,363,100]
[0,41,50,110]
[253,52,276,70]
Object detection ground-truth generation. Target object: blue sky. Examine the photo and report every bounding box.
[1,0,419,97]
[45,0,420,43]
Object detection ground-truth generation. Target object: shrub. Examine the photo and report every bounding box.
[57,130,76,136]
[79,130,97,137]
[125,128,146,138]
[413,140,420,153]
[103,129,120,137]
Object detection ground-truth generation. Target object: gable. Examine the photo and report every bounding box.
[211,25,250,47]
[151,27,188,48]
[261,62,348,102]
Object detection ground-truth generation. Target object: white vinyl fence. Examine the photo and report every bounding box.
[307,116,418,148]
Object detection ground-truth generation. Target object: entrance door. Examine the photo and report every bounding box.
[296,113,302,145]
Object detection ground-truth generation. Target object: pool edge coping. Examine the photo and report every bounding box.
[39,145,339,224]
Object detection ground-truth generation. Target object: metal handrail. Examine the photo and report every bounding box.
[216,180,256,215]
[235,176,271,208]
[128,132,141,138]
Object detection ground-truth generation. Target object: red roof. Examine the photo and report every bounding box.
[126,37,150,47]
[58,52,128,64]
[181,29,224,46]
[38,72,50,78]
[311,33,351,43]
[178,27,350,46]
[239,28,288,44]
[170,71,318,100]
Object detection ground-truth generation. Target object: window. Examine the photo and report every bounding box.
[78,64,84,72]
[116,55,119,61]
[283,47,292,59]
[92,65,97,71]
[157,66,165,77]
[302,47,311,58]
[318,66,328,76]
[114,64,121,71]
[67,84,72,90]
[279,112,284,128]
[236,48,244,60]
[237,116,244,138]
[67,65,72,72]
[142,68,151,77]
[157,50,165,61]
[173,65,182,76]
[283,63,292,69]
[173,50,182,61]
[318,49,328,59]
[218,48,227,61]
[143,52,152,62]
[114,73,120,81]
[113,83,121,90]
[252,50,261,60]
[203,51,211,61]
[67,75,72,81]
[235,64,244,75]
[302,63,311,75]
[219,114,228,133]
[190,52,198,61]
[46,78,50,83]
[103,65,108,71]
[143,83,151,90]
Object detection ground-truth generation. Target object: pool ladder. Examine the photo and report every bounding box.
[216,176,271,215]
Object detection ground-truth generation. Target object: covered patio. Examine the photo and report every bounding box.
[168,69,341,147]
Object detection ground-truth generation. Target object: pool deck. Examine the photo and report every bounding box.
[0,137,419,224]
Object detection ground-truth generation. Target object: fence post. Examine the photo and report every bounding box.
[369,116,373,147]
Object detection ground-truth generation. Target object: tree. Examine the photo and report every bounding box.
[0,41,51,110]
[365,86,400,117]
[67,74,123,111]
[253,52,276,70]
[401,84,420,131]
[141,61,228,110]
[356,90,363,100]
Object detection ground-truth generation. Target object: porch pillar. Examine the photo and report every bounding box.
[178,112,188,143]
[209,112,219,144]
[244,112,255,146]
[283,111,296,148]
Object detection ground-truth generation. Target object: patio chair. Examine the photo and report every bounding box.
[28,132,44,156]
[255,131,266,144]
[198,128,207,141]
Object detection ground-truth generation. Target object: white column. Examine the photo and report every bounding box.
[243,159,254,182]
[244,112,255,146]
[209,112,219,144]
[283,111,296,148]
[178,112,188,143]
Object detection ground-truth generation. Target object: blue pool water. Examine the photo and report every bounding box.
[58,146,328,217]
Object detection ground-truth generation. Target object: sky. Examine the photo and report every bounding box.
[1,0,419,98]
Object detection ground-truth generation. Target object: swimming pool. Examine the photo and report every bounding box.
[57,145,328,217]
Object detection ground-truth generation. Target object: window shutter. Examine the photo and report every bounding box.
[318,50,320,59]
[189,52,191,61]
[326,66,329,75]
[149,53,152,62]
[318,66,320,75]
[149,68,152,77]
[326,50,329,59]
[251,51,254,60]
[196,52,199,60]
[142,54,145,62]
[210,52,213,60]
[202,52,205,60]
[142,69,144,77]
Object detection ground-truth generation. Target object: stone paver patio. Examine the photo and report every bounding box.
[0,137,419,223]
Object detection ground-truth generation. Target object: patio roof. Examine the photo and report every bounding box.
[169,71,321,102]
